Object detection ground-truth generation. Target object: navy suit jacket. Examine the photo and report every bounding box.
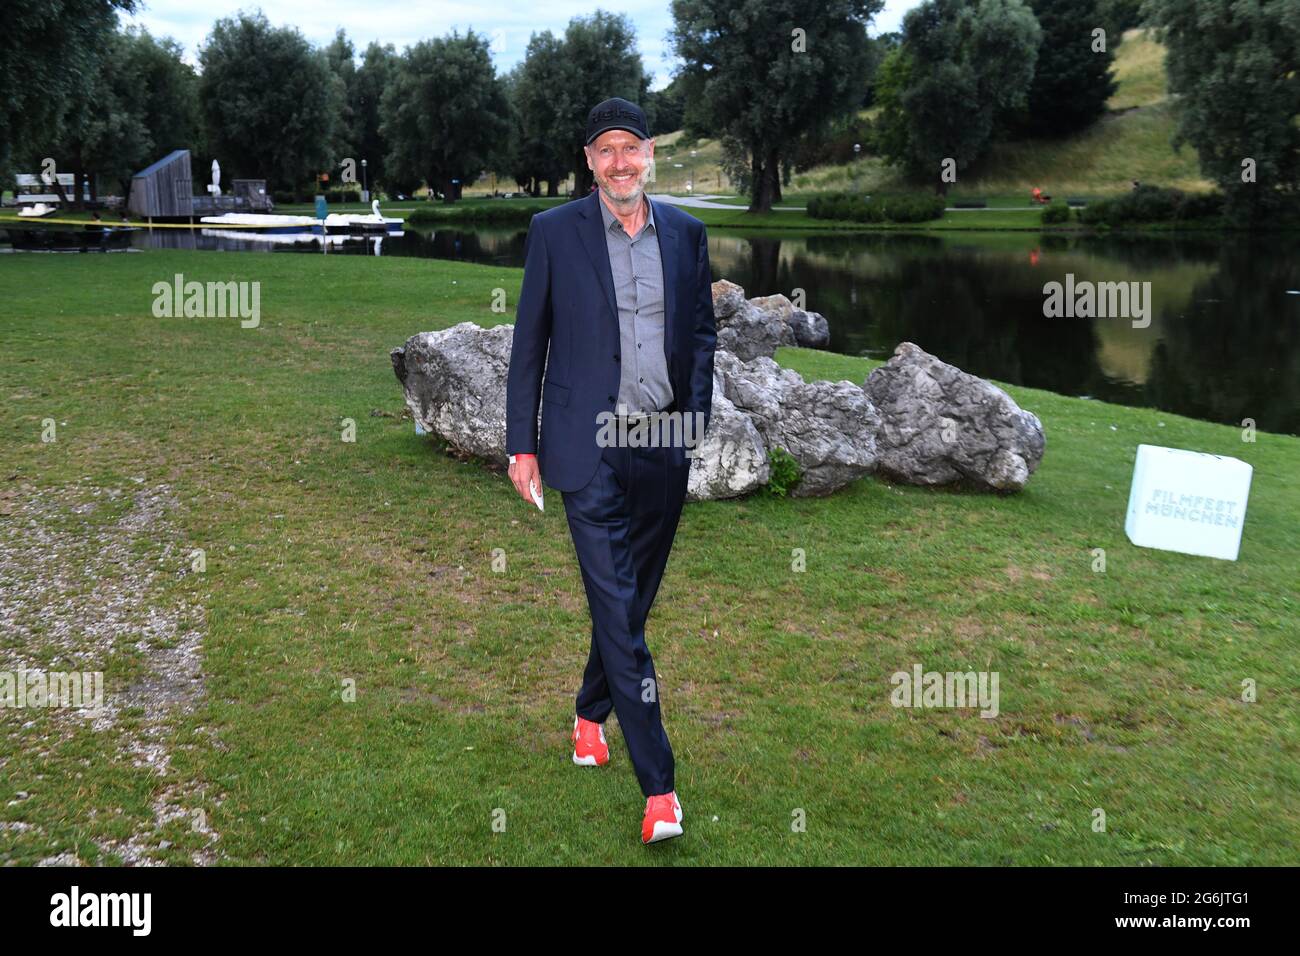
[506,190,717,493]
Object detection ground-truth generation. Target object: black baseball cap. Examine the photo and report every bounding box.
[585,97,649,146]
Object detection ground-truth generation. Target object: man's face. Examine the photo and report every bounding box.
[585,129,655,205]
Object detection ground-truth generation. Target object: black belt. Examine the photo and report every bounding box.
[616,399,677,421]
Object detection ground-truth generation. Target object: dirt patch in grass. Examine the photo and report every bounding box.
[0,479,221,865]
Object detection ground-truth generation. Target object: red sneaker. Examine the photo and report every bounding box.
[641,791,683,844]
[572,715,609,766]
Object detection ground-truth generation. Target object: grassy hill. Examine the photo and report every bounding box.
[645,29,1211,202]
[794,29,1209,199]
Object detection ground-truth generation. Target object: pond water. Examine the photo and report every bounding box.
[6,222,1297,433]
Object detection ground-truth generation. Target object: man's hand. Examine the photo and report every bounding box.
[509,455,541,506]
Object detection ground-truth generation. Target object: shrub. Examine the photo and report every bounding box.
[879,193,946,222]
[808,191,944,224]
[1129,184,1183,221]
[1041,201,1071,225]
[407,202,551,225]
[1079,185,1225,226]
[1175,191,1225,221]
[765,447,802,497]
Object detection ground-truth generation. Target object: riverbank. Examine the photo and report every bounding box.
[1,250,1295,864]
[12,191,1284,235]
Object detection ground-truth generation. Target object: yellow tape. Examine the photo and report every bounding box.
[0,216,293,229]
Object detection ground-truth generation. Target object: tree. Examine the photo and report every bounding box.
[559,12,646,196]
[121,30,202,171]
[0,0,136,173]
[862,32,901,108]
[1143,0,1300,224]
[1015,0,1117,138]
[27,26,199,208]
[198,12,340,188]
[380,30,510,203]
[508,32,579,196]
[870,46,915,166]
[323,29,358,175]
[646,76,688,135]
[671,0,883,213]
[354,42,399,193]
[874,0,1042,193]
[1100,0,1145,36]
[38,31,144,208]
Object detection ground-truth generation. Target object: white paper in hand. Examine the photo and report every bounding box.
[529,479,544,512]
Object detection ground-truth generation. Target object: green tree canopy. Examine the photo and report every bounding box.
[380,30,510,202]
[0,0,136,173]
[1017,0,1117,138]
[558,11,647,196]
[874,0,1042,193]
[671,0,883,212]
[353,42,399,193]
[22,25,199,208]
[1143,0,1300,223]
[507,31,577,196]
[198,11,340,187]
[323,29,358,172]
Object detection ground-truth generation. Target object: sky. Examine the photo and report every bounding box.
[125,0,918,89]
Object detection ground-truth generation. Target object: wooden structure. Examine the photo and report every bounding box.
[127,150,193,218]
[232,179,273,212]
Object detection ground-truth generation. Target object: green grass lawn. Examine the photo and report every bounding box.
[1,250,1296,865]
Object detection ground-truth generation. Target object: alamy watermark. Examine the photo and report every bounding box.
[152,273,260,328]
[890,664,999,718]
[596,406,706,453]
[0,669,104,709]
[50,886,151,936]
[1043,273,1150,328]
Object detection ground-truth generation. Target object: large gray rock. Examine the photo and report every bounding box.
[710,279,749,322]
[714,351,880,497]
[788,309,831,349]
[863,342,1045,492]
[391,326,1044,500]
[715,300,789,361]
[713,282,832,355]
[686,384,769,501]
[748,293,830,349]
[391,322,514,464]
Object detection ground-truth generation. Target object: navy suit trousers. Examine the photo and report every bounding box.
[561,428,691,797]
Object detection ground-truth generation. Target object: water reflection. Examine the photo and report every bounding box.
[711,230,1299,434]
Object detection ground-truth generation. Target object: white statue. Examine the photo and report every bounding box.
[207,159,222,197]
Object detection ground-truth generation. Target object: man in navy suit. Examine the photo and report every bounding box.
[505,97,716,844]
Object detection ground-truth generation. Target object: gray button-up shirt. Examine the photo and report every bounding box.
[598,194,674,414]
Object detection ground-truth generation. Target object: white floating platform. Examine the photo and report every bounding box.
[200,201,403,233]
